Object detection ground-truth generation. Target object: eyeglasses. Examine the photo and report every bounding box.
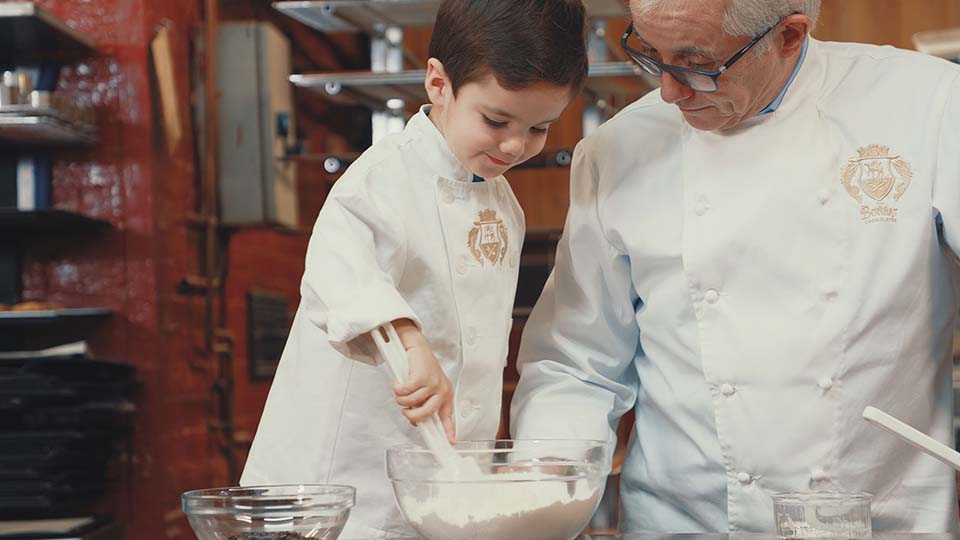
[620,16,787,93]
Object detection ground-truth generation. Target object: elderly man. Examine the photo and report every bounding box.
[510,0,960,533]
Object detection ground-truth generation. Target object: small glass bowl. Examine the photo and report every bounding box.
[773,491,872,540]
[182,484,355,540]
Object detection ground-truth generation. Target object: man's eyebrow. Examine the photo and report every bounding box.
[636,35,721,61]
[673,45,722,61]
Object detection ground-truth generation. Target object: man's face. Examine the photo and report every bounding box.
[631,0,783,131]
[430,73,571,179]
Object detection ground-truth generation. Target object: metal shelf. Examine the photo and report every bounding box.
[274,0,627,33]
[0,2,96,64]
[0,209,111,236]
[0,308,111,326]
[291,61,647,104]
[0,108,97,145]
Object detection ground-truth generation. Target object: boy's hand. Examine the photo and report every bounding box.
[392,319,456,443]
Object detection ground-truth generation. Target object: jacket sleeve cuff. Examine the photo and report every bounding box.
[324,280,422,348]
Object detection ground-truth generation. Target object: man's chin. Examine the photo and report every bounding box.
[681,111,723,131]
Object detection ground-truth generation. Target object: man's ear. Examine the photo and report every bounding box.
[424,58,451,106]
[779,13,811,58]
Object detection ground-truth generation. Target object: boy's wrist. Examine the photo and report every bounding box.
[392,318,426,350]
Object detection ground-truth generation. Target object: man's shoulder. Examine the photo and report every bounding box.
[581,89,682,149]
[819,39,960,80]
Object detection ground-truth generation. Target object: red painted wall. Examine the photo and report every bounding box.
[8,0,364,538]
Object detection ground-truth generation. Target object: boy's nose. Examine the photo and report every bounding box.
[499,136,524,160]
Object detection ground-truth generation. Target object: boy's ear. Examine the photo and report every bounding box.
[424,58,451,106]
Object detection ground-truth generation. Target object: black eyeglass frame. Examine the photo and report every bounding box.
[620,15,790,93]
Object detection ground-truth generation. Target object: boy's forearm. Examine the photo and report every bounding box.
[392,318,427,351]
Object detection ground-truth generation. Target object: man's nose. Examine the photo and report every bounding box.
[660,71,695,105]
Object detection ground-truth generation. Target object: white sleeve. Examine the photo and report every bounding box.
[933,71,960,257]
[299,168,421,358]
[510,139,640,444]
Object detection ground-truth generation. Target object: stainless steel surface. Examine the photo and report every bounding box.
[216,22,299,227]
[274,0,627,33]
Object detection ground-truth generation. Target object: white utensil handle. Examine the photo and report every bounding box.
[371,323,459,465]
[862,406,960,472]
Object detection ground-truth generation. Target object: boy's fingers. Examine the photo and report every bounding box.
[440,412,456,444]
[396,387,432,407]
[403,394,442,424]
[393,381,421,396]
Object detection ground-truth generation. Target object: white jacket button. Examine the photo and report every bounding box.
[705,289,720,304]
[737,472,752,484]
[694,202,709,216]
[720,383,736,397]
[442,189,455,204]
[459,401,474,419]
[464,326,477,346]
[817,376,834,390]
[820,285,838,302]
[811,468,829,482]
[817,189,831,205]
[456,254,469,275]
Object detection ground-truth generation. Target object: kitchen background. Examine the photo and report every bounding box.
[0,1,957,539]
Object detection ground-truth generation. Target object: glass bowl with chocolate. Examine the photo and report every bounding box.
[182,484,355,540]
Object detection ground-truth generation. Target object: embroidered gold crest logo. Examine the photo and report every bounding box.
[840,144,912,224]
[468,209,508,266]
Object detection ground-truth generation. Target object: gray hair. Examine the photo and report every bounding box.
[634,0,820,54]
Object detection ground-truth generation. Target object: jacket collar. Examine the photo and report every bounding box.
[404,105,474,183]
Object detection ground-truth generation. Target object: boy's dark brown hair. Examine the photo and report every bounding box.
[428,0,589,95]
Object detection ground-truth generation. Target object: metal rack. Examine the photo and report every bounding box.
[0,208,110,234]
[0,4,107,331]
[275,0,629,32]
[290,61,644,107]
[275,0,653,144]
[0,307,111,325]
[0,2,96,64]
[0,107,97,145]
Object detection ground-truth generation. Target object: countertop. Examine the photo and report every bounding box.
[345,534,955,540]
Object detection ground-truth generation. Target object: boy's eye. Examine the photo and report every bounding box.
[531,126,548,134]
[483,115,506,128]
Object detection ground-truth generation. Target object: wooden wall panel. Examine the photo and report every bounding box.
[816,0,960,49]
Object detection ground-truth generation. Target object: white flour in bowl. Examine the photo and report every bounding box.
[396,473,602,540]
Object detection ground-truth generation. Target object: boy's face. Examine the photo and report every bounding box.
[426,63,572,179]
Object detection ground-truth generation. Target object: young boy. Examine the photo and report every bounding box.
[241,0,589,536]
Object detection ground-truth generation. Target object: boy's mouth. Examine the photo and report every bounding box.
[487,154,511,167]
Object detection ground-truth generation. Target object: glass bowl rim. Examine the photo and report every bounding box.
[387,438,612,453]
[386,439,612,483]
[182,484,356,515]
[772,490,873,505]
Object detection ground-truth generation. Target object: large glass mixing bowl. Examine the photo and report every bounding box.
[387,439,611,540]
[182,484,355,540]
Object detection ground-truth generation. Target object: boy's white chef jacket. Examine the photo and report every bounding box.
[242,108,524,538]
[511,38,960,533]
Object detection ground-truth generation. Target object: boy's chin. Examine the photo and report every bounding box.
[469,162,510,179]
